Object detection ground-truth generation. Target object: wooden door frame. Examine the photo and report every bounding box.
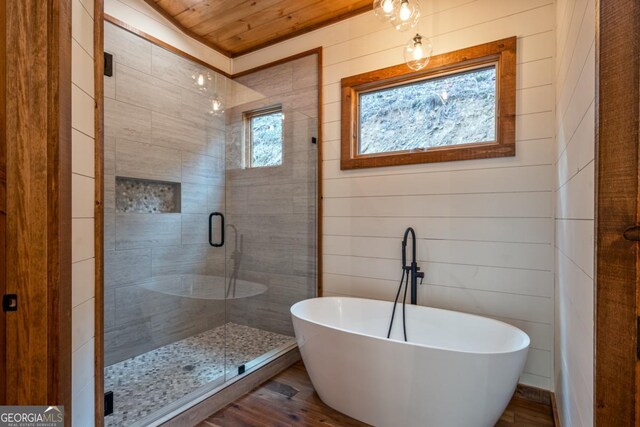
[2,0,72,421]
[94,0,105,425]
[595,0,640,425]
[0,0,6,405]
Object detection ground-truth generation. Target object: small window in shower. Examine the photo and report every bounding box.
[245,106,283,168]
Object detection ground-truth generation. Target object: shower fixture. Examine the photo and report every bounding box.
[226,224,243,299]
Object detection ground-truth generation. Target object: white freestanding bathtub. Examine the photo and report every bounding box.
[291,297,530,427]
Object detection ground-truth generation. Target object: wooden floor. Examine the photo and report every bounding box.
[198,361,555,427]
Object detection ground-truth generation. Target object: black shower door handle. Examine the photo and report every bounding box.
[209,212,225,247]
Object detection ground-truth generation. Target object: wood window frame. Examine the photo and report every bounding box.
[243,105,284,169]
[340,36,516,170]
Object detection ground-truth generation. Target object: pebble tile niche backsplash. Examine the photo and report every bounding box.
[116,177,181,214]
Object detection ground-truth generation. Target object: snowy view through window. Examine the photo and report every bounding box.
[251,111,283,167]
[358,66,497,155]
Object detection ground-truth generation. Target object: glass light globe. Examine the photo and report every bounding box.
[404,34,432,71]
[208,95,225,116]
[192,70,212,93]
[373,0,396,22]
[391,0,420,32]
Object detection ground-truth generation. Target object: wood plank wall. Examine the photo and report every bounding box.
[70,0,99,424]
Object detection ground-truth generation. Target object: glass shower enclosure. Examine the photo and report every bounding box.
[102,21,317,426]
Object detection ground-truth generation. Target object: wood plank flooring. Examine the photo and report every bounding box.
[198,361,555,427]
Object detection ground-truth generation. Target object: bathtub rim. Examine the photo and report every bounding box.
[291,296,530,355]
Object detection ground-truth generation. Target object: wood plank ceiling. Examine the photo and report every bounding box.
[144,0,373,57]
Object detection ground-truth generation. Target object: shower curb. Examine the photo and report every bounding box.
[159,346,301,427]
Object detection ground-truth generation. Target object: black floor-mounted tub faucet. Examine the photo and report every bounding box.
[402,227,424,305]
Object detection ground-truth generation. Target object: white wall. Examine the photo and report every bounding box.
[71,0,96,425]
[104,0,231,74]
[236,0,557,390]
[554,0,595,425]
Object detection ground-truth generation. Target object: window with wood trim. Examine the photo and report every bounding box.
[244,106,284,168]
[341,37,516,170]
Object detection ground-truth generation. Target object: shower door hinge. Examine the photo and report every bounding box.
[311,137,317,144]
[104,52,113,77]
[104,391,114,416]
[2,294,17,312]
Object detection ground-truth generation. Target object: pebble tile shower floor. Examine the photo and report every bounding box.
[104,323,293,426]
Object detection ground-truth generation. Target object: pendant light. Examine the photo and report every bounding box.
[208,74,226,117]
[391,0,420,32]
[404,33,432,71]
[208,95,225,116]
[192,69,212,93]
[372,0,432,70]
[373,0,396,22]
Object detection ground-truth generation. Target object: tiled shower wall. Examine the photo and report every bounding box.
[103,22,227,365]
[225,55,318,336]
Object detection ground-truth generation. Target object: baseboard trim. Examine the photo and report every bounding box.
[550,392,561,427]
[514,384,560,426]
[515,383,552,406]
[160,347,301,426]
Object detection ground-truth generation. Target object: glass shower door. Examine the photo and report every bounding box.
[103,20,319,423]
[222,109,318,381]
[102,19,232,425]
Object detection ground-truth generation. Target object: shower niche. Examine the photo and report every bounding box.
[115,176,181,214]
